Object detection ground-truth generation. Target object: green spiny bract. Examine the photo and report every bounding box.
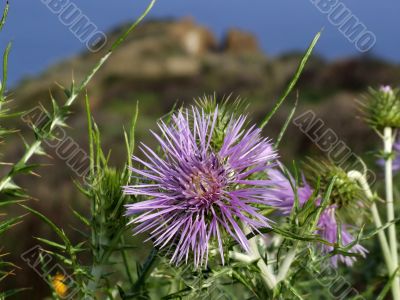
[360,86,400,129]
[195,94,249,151]
[305,159,365,210]
[89,167,130,234]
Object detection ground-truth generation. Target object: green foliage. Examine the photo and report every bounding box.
[0,1,30,291]
[0,0,157,297]
[22,94,145,298]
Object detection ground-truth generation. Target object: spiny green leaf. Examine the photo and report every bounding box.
[124,101,139,168]
[274,96,298,148]
[20,205,72,248]
[12,163,43,175]
[0,215,25,235]
[39,249,73,266]
[0,42,11,102]
[85,92,95,176]
[362,218,400,240]
[72,209,90,226]
[0,1,9,33]
[0,0,157,197]
[0,200,25,207]
[260,31,321,129]
[376,266,400,300]
[34,237,67,250]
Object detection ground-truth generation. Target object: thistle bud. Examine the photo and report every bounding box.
[305,159,365,210]
[194,95,248,150]
[360,86,400,129]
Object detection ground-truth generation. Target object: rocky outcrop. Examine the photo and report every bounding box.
[222,29,260,54]
[170,18,217,55]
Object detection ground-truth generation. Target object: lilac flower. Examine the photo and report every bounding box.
[317,206,367,267]
[268,169,367,266]
[124,107,278,267]
[267,168,313,214]
[393,139,400,172]
[380,85,393,94]
[377,136,400,172]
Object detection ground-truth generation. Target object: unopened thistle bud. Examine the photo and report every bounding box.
[194,95,249,150]
[305,159,365,210]
[360,86,400,129]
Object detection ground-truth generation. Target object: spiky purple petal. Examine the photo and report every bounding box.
[266,168,313,214]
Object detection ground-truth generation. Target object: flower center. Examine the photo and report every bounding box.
[182,154,226,209]
[190,171,219,199]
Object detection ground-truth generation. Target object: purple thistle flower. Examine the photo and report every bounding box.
[268,169,367,267]
[124,107,278,267]
[316,206,367,267]
[267,168,313,215]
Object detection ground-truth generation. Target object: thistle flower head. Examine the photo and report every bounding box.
[305,160,365,210]
[361,86,400,129]
[124,106,278,267]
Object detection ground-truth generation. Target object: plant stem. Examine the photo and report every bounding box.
[121,236,135,286]
[132,248,159,291]
[348,170,400,299]
[229,251,257,264]
[384,128,398,260]
[243,226,277,289]
[276,249,296,283]
[85,264,104,299]
[384,127,400,297]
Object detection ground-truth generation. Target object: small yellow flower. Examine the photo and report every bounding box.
[52,273,68,298]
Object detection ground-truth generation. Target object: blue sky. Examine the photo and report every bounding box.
[1,0,399,85]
